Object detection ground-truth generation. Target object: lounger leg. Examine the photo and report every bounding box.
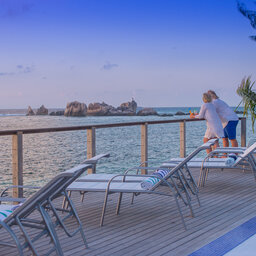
[182,167,201,206]
[131,193,135,204]
[62,190,72,209]
[195,192,201,207]
[184,191,194,217]
[0,222,24,256]
[16,218,40,256]
[116,192,123,215]
[80,191,86,202]
[198,167,203,187]
[62,192,88,248]
[100,192,109,227]
[173,196,187,230]
[202,168,209,187]
[248,156,256,181]
[39,205,64,256]
[200,168,207,187]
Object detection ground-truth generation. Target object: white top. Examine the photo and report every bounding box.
[212,99,238,128]
[196,103,224,139]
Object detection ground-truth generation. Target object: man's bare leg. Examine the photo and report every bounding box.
[230,139,238,147]
[222,138,229,147]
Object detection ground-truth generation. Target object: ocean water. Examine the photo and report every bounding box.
[0,107,250,188]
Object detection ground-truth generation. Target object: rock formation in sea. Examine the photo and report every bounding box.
[49,110,65,116]
[86,99,137,116]
[116,99,137,115]
[137,108,158,116]
[175,111,186,116]
[26,106,35,116]
[158,113,174,117]
[36,105,48,115]
[64,101,87,116]
[86,102,117,116]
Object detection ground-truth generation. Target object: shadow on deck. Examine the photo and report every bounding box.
[1,167,256,256]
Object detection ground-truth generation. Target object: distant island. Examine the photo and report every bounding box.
[25,100,179,117]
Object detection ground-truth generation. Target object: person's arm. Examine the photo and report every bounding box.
[195,104,206,119]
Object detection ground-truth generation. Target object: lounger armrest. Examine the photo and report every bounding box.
[0,197,26,203]
[105,173,180,194]
[108,167,174,184]
[0,185,41,197]
[82,153,110,165]
[210,149,245,154]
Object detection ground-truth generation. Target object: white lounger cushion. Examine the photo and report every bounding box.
[169,158,229,162]
[161,161,239,169]
[68,181,147,193]
[77,173,147,182]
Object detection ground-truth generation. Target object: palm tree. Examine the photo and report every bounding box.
[237,76,256,132]
[237,1,256,41]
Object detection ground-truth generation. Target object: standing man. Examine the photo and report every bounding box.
[208,90,239,147]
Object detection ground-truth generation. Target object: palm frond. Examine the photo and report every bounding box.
[237,76,256,132]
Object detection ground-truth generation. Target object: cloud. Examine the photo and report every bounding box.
[0,64,34,77]
[0,72,14,76]
[23,66,34,73]
[101,61,119,71]
[1,2,34,18]
[16,64,34,73]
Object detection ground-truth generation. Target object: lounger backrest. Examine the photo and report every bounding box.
[5,163,92,224]
[82,153,110,165]
[234,143,256,166]
[151,139,218,190]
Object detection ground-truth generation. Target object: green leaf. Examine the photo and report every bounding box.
[236,76,256,133]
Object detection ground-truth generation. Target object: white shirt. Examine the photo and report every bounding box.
[196,103,224,139]
[212,99,238,128]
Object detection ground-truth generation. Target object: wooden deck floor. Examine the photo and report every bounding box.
[1,167,256,256]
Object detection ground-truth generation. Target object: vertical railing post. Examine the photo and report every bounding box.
[241,117,246,147]
[12,131,23,198]
[87,127,96,174]
[180,121,186,158]
[141,123,148,175]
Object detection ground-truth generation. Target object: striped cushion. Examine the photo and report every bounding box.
[140,177,160,190]
[0,209,13,221]
[0,203,23,221]
[140,169,170,190]
[153,169,170,178]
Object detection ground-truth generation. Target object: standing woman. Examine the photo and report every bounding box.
[193,93,224,153]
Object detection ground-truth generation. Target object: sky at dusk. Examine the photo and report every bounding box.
[0,0,256,108]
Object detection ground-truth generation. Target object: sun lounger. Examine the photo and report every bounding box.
[0,162,93,255]
[66,142,218,230]
[75,139,218,183]
[169,137,256,163]
[161,143,256,187]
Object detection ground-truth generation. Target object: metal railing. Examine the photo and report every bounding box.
[0,117,246,198]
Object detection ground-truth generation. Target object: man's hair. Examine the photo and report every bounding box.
[208,90,219,99]
[203,93,212,103]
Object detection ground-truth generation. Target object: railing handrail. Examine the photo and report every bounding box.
[0,116,245,136]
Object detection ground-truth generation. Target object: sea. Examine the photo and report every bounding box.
[0,107,251,188]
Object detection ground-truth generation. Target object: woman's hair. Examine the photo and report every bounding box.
[208,90,219,99]
[203,93,212,103]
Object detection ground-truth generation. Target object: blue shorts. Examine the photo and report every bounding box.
[224,121,238,140]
